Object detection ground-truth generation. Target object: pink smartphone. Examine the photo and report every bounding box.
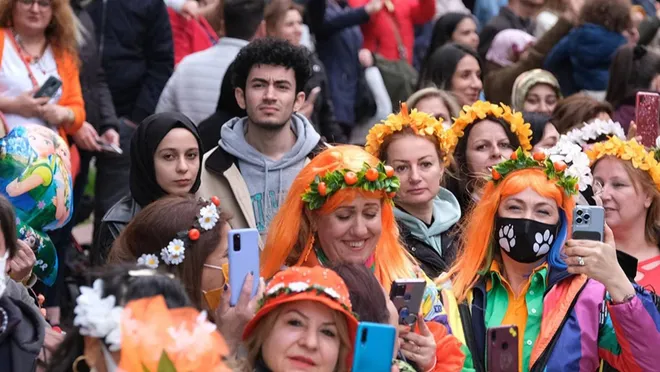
[487,325,519,372]
[635,92,660,147]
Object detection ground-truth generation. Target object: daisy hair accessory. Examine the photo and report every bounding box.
[490,147,580,196]
[544,138,593,192]
[446,101,533,155]
[587,137,660,191]
[301,162,400,210]
[243,266,359,346]
[564,119,626,146]
[73,279,123,351]
[136,196,222,269]
[365,102,448,161]
[119,296,230,372]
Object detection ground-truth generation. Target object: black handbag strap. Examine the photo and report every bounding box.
[458,301,485,372]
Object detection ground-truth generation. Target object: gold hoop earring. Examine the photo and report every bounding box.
[72,355,87,372]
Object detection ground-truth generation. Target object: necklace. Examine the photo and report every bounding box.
[11,29,47,73]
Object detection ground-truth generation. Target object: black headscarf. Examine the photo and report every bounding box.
[129,112,203,207]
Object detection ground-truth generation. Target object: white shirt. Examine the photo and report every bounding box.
[0,31,61,130]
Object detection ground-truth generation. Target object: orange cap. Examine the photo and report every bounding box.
[242,266,358,344]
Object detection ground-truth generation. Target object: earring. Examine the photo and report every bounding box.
[72,355,88,372]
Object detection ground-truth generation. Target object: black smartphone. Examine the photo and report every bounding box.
[95,139,123,155]
[34,76,62,99]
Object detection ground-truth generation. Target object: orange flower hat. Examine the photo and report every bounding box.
[119,296,230,372]
[242,266,358,344]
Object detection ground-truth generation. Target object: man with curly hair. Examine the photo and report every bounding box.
[196,38,324,243]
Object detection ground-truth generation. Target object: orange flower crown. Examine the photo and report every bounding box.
[587,137,660,191]
[446,101,533,155]
[365,103,448,163]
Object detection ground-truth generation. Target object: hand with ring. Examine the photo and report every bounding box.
[564,223,636,302]
[398,315,436,371]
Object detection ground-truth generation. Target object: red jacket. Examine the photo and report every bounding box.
[167,8,219,65]
[348,0,435,64]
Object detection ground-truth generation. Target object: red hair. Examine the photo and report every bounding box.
[444,168,575,302]
[261,145,416,291]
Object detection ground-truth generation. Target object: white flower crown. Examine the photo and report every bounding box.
[565,119,626,146]
[137,197,221,269]
[73,279,123,351]
[544,138,593,192]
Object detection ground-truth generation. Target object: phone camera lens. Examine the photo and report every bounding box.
[577,209,583,216]
[361,329,368,343]
[576,217,583,224]
[232,234,241,251]
[584,214,590,220]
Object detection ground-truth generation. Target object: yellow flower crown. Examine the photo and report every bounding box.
[365,103,447,161]
[445,101,533,155]
[586,137,660,191]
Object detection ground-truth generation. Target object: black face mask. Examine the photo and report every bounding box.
[494,216,561,263]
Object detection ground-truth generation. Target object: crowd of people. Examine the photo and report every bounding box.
[0,0,660,370]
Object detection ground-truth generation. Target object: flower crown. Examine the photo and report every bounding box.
[587,137,660,191]
[490,147,580,196]
[301,162,400,210]
[446,101,533,155]
[365,103,447,161]
[544,138,593,192]
[137,197,222,269]
[73,279,123,351]
[258,281,352,313]
[564,119,626,146]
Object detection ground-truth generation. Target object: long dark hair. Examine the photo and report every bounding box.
[331,263,390,324]
[108,196,227,309]
[421,13,475,75]
[418,43,481,91]
[0,195,18,259]
[445,117,521,213]
[47,265,191,372]
[606,45,660,108]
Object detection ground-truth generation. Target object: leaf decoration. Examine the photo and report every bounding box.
[301,162,400,210]
[157,351,177,372]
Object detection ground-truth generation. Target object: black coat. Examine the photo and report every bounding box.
[94,195,141,266]
[87,0,174,123]
[398,222,458,279]
[73,2,119,135]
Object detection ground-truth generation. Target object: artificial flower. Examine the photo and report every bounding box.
[167,239,186,256]
[587,137,660,191]
[288,282,310,293]
[199,205,220,230]
[160,247,172,265]
[324,287,341,299]
[73,279,123,351]
[266,282,285,296]
[545,139,593,191]
[565,119,625,146]
[137,254,159,269]
[169,252,185,265]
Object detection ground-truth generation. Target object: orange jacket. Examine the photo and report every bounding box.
[0,28,85,141]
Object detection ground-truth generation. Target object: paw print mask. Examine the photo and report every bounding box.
[494,216,560,263]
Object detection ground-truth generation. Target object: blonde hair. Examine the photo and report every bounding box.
[0,0,79,59]
[242,306,352,372]
[406,87,461,119]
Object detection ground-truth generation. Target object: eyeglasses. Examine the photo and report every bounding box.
[17,0,52,8]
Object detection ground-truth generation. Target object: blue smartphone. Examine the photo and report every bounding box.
[351,322,396,372]
[228,228,260,306]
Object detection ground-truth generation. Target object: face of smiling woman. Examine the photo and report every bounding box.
[315,195,382,265]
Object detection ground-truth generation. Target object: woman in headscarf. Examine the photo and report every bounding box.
[94,112,203,265]
[511,69,561,116]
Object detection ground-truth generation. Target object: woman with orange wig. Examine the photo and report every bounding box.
[262,145,465,372]
[438,148,660,371]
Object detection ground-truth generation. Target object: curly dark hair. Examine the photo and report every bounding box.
[231,37,312,94]
[579,0,632,33]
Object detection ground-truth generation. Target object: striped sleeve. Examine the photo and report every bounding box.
[598,287,660,370]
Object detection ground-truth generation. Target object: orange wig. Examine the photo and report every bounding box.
[445,168,576,302]
[261,145,417,291]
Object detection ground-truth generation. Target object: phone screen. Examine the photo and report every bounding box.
[635,92,660,147]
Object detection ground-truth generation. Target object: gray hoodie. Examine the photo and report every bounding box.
[219,113,321,234]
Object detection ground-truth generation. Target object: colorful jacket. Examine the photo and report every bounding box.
[439,269,660,371]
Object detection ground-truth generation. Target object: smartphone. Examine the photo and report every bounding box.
[389,278,426,330]
[34,76,62,99]
[228,228,260,306]
[635,91,660,147]
[351,322,396,372]
[572,205,605,242]
[95,139,123,155]
[486,325,519,372]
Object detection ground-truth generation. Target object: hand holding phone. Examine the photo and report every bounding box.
[228,228,260,306]
[389,278,426,330]
[34,76,62,99]
[635,91,660,147]
[96,139,123,154]
[572,206,605,241]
